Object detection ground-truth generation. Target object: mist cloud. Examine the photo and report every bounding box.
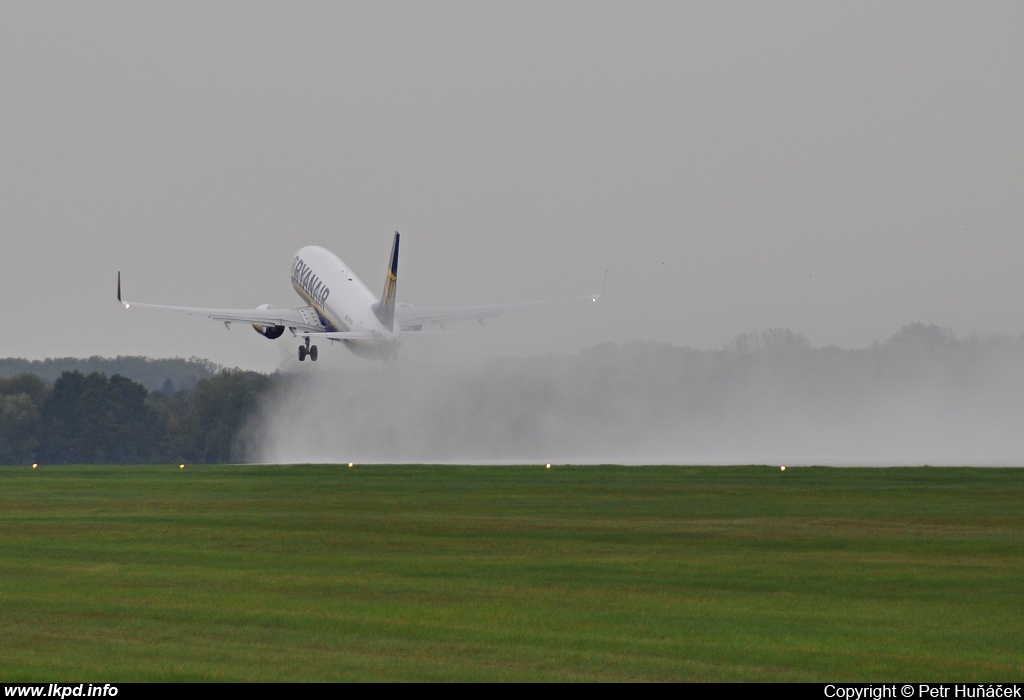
[245,324,1024,465]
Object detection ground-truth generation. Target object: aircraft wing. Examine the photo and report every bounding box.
[120,300,325,331]
[396,294,600,331]
[118,274,325,331]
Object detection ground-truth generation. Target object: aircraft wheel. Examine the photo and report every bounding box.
[298,346,307,361]
[309,345,318,362]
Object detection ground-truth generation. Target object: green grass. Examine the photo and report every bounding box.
[0,464,1021,681]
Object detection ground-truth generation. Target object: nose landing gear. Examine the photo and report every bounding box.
[298,337,318,362]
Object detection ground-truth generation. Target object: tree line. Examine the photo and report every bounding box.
[0,369,270,465]
[0,355,220,392]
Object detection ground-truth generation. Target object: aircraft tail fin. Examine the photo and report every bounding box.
[373,232,400,327]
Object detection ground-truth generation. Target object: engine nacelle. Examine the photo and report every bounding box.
[252,304,285,340]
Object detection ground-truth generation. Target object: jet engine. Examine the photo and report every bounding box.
[252,304,285,339]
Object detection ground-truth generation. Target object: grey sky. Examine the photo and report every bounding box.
[2,2,1022,372]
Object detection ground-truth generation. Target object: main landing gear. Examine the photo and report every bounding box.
[298,337,318,362]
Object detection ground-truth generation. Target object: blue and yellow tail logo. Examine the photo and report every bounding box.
[373,232,400,327]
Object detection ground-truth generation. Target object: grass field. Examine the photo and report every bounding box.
[0,464,1021,681]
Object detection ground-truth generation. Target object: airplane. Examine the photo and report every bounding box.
[118,232,602,361]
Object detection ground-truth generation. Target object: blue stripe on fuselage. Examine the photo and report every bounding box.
[292,284,342,332]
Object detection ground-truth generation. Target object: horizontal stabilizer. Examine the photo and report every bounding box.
[302,331,382,342]
[395,293,601,330]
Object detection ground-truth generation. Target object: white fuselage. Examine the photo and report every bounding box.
[291,246,398,356]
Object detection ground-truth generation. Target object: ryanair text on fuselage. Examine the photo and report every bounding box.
[291,256,330,308]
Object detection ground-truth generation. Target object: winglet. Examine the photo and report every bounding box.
[373,232,400,327]
[117,272,131,308]
[591,269,608,302]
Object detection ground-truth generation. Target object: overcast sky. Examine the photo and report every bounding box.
[2,2,1022,372]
